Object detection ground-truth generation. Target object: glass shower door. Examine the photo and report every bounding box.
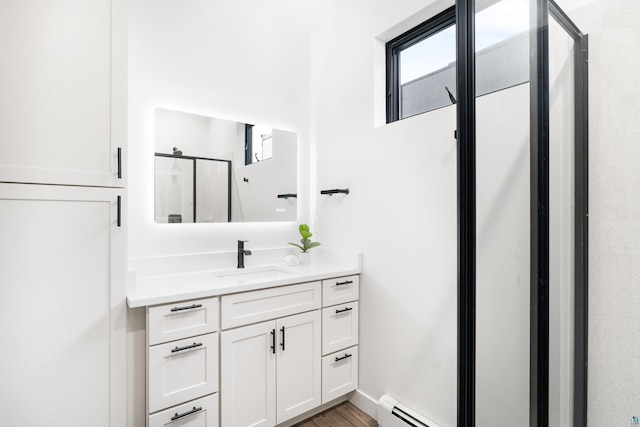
[154,156,194,223]
[469,0,588,424]
[548,3,588,425]
[474,0,532,425]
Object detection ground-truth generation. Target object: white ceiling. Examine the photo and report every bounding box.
[266,0,343,25]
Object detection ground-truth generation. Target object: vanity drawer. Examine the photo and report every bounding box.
[148,393,218,427]
[220,281,321,329]
[322,302,359,355]
[148,297,219,345]
[148,333,219,413]
[321,345,358,404]
[322,275,359,307]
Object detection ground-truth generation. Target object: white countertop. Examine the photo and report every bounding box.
[126,249,361,308]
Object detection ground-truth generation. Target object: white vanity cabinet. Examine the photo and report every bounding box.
[146,297,220,426]
[220,282,322,427]
[321,275,360,404]
[138,272,360,427]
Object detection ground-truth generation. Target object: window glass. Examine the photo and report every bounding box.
[245,125,273,164]
[400,25,456,85]
[387,0,530,122]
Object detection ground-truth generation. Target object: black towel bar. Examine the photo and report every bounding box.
[320,188,349,196]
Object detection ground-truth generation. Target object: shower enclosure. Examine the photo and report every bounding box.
[456,0,588,425]
[154,153,231,223]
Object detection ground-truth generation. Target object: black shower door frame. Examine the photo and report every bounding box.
[455,0,589,426]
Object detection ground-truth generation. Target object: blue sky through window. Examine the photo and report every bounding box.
[400,0,530,84]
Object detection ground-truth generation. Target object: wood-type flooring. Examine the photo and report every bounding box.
[292,402,377,427]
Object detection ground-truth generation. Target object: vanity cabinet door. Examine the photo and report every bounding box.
[220,313,322,426]
[148,333,219,413]
[0,0,126,187]
[221,321,277,427]
[276,311,321,424]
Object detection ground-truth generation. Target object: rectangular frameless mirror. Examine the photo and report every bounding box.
[154,108,297,223]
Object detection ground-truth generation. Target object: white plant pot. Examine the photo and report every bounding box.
[298,252,311,264]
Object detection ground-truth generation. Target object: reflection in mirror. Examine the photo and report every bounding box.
[154,108,297,223]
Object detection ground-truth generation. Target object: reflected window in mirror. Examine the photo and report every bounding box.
[245,124,273,165]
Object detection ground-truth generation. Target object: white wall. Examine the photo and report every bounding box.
[311,1,459,424]
[127,0,311,259]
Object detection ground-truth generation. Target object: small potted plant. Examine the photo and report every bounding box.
[288,224,321,264]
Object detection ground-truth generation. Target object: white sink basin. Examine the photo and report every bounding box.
[218,267,292,281]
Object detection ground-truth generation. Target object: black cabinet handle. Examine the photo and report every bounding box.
[336,280,353,286]
[117,147,122,179]
[271,329,276,354]
[335,307,353,314]
[171,406,202,421]
[171,303,202,312]
[117,196,122,227]
[171,342,202,353]
[335,353,352,362]
[280,326,285,351]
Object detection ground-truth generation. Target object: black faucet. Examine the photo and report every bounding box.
[237,240,252,269]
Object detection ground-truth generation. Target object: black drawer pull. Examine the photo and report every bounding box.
[117,196,122,227]
[271,329,276,354]
[171,406,202,421]
[335,353,352,362]
[171,342,202,353]
[280,326,286,351]
[335,307,353,314]
[117,147,123,179]
[335,280,353,286]
[171,303,202,312]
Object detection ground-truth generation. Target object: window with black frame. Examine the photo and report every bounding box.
[387,1,531,124]
[386,6,456,122]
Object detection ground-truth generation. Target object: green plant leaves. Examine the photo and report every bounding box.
[306,241,321,250]
[299,224,312,240]
[288,242,305,251]
[287,224,321,253]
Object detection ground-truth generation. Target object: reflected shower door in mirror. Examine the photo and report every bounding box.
[154,108,297,223]
[154,155,230,223]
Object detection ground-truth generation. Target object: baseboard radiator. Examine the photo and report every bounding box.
[378,394,441,427]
